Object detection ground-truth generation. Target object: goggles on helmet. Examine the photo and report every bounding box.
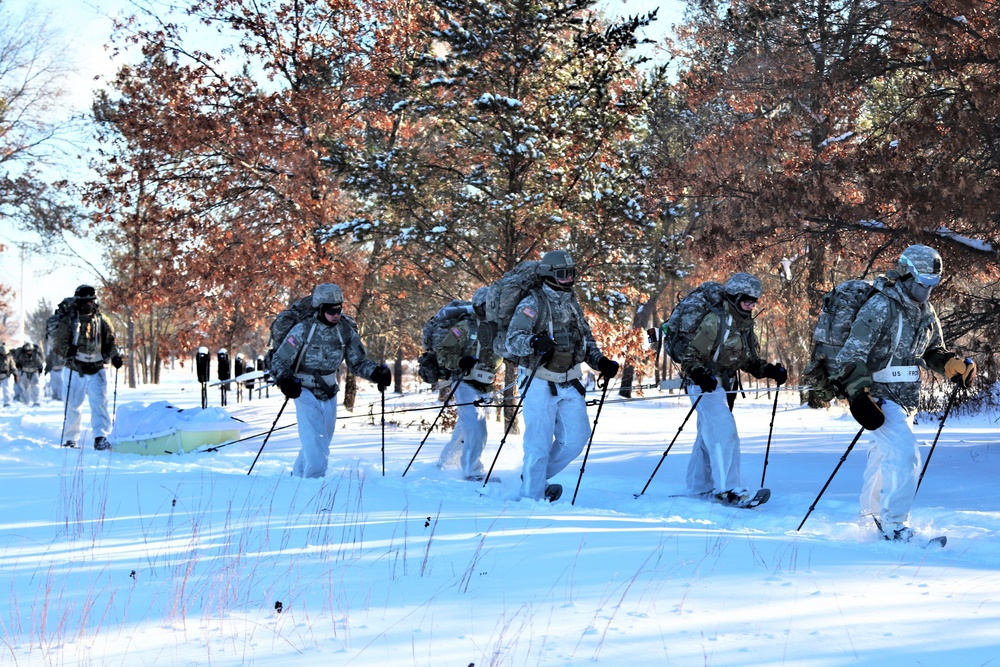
[899,256,942,288]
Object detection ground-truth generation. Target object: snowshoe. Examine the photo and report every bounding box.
[544,483,563,503]
[713,488,770,509]
[61,441,78,448]
[94,437,111,451]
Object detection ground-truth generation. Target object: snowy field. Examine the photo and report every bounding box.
[1,368,999,666]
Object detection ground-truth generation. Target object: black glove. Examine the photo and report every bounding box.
[762,362,787,386]
[529,334,555,355]
[67,344,79,358]
[372,364,392,391]
[597,356,619,379]
[849,389,885,430]
[458,356,478,374]
[277,375,302,399]
[689,367,717,393]
[111,355,123,369]
[44,364,51,375]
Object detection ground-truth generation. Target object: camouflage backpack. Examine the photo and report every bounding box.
[661,282,728,365]
[46,297,77,355]
[485,260,542,362]
[417,299,474,384]
[802,277,897,401]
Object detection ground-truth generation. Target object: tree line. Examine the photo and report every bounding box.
[2,0,997,403]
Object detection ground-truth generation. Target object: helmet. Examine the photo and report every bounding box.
[724,273,762,301]
[22,342,33,352]
[74,284,97,300]
[897,245,942,303]
[312,283,344,307]
[898,245,943,287]
[538,250,577,291]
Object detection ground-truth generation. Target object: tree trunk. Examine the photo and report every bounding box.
[618,288,664,398]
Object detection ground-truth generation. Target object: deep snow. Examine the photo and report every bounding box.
[1,369,999,666]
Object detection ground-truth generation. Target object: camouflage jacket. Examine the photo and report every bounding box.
[53,309,117,375]
[834,276,950,412]
[505,285,604,372]
[681,300,767,378]
[13,346,44,374]
[270,314,378,400]
[435,317,501,391]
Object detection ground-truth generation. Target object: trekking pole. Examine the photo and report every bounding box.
[112,366,120,421]
[634,393,702,498]
[59,369,74,446]
[380,385,386,476]
[915,381,962,497]
[402,379,462,477]
[571,372,611,505]
[760,387,780,488]
[483,357,543,486]
[247,396,290,475]
[796,426,865,531]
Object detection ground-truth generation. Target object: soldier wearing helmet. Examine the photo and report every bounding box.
[435,286,503,480]
[53,285,122,449]
[832,245,976,541]
[0,342,15,407]
[270,283,392,478]
[504,249,620,502]
[678,272,787,506]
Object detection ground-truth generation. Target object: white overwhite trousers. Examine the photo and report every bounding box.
[860,399,919,533]
[65,369,112,444]
[686,384,742,495]
[437,381,489,478]
[518,369,590,500]
[291,388,338,478]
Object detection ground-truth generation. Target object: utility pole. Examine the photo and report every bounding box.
[18,243,25,343]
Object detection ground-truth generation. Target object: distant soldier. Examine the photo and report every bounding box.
[45,345,67,402]
[13,342,44,407]
[830,245,976,542]
[0,342,16,407]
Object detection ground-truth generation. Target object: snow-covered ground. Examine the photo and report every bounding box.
[1,369,998,666]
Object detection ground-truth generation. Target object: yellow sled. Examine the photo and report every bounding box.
[112,428,240,456]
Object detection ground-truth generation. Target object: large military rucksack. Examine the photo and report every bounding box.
[802,277,897,400]
[416,299,474,384]
[485,260,542,362]
[661,282,727,365]
[264,295,358,371]
[46,297,77,355]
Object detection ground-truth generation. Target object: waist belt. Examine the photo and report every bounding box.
[466,367,496,384]
[296,371,339,392]
[75,351,103,363]
[871,365,921,383]
[531,364,583,384]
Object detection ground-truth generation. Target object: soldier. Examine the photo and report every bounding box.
[831,245,976,541]
[270,283,392,478]
[1,342,17,407]
[505,250,619,502]
[13,342,44,407]
[53,285,122,450]
[677,273,787,506]
[435,287,502,481]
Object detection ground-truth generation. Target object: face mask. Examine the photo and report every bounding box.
[78,300,96,315]
[905,278,933,303]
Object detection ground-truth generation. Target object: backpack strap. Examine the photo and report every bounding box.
[292,322,319,375]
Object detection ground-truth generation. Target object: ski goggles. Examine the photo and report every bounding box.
[899,256,942,287]
[551,267,576,282]
[321,303,343,316]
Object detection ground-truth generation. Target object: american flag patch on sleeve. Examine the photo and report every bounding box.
[522,306,536,318]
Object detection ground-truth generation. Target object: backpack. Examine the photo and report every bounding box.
[417,300,474,384]
[802,277,896,400]
[485,260,542,362]
[47,297,77,354]
[661,282,727,365]
[264,295,358,371]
